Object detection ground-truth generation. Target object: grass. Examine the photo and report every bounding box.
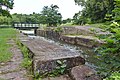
[0,78,7,80]
[60,22,79,27]
[86,23,110,29]
[16,40,33,78]
[0,28,16,62]
[16,40,32,69]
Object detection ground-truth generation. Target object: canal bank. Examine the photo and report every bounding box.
[19,30,101,80]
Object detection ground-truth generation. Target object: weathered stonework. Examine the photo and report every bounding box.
[34,56,85,74]
[37,29,60,40]
[62,26,94,36]
[60,35,104,48]
[62,26,110,36]
[70,65,101,80]
[18,33,85,76]
[37,26,107,48]
[18,30,103,79]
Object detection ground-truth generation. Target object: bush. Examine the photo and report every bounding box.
[96,22,120,78]
[104,72,120,80]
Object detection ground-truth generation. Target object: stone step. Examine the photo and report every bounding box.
[19,33,85,76]
[63,26,110,36]
[60,35,104,48]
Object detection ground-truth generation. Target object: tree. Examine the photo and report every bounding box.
[74,0,114,23]
[74,0,85,6]
[112,0,120,22]
[73,11,84,25]
[41,4,62,27]
[11,13,42,23]
[0,15,12,25]
[0,0,14,17]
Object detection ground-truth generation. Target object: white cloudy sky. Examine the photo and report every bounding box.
[10,0,82,19]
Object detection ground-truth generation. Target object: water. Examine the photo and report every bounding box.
[22,30,99,70]
[20,30,34,35]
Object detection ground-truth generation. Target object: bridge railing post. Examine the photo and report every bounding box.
[34,29,37,36]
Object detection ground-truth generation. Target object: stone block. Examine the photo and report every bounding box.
[60,35,104,48]
[70,65,101,80]
[19,34,85,75]
[34,55,85,74]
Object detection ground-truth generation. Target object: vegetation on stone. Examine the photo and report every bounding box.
[16,40,32,69]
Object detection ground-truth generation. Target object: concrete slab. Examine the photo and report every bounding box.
[60,35,104,48]
[18,33,85,75]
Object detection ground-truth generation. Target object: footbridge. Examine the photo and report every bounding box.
[13,23,39,35]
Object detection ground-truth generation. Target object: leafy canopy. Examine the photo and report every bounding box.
[41,4,62,27]
[0,0,14,17]
[74,0,114,23]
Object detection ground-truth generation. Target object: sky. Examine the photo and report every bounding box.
[10,0,82,19]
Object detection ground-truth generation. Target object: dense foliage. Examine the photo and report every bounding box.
[92,0,120,79]
[96,21,120,78]
[0,16,12,25]
[12,13,42,23]
[73,11,90,25]
[74,0,120,79]
[0,13,41,26]
[0,0,14,17]
[112,0,120,22]
[0,4,62,27]
[41,4,62,26]
[104,72,120,80]
[74,0,114,24]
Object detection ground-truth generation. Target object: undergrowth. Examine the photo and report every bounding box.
[16,40,32,69]
[95,21,120,79]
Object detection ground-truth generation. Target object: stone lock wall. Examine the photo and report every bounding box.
[37,29,60,40]
[59,35,104,48]
[62,26,95,36]
[36,27,104,48]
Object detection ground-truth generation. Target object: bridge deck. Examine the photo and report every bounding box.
[14,23,39,29]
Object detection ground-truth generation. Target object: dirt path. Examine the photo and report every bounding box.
[0,40,28,80]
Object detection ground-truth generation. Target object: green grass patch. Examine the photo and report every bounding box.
[20,46,32,69]
[0,78,7,80]
[60,22,79,27]
[86,23,109,29]
[16,40,33,78]
[0,28,16,62]
[16,40,32,69]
